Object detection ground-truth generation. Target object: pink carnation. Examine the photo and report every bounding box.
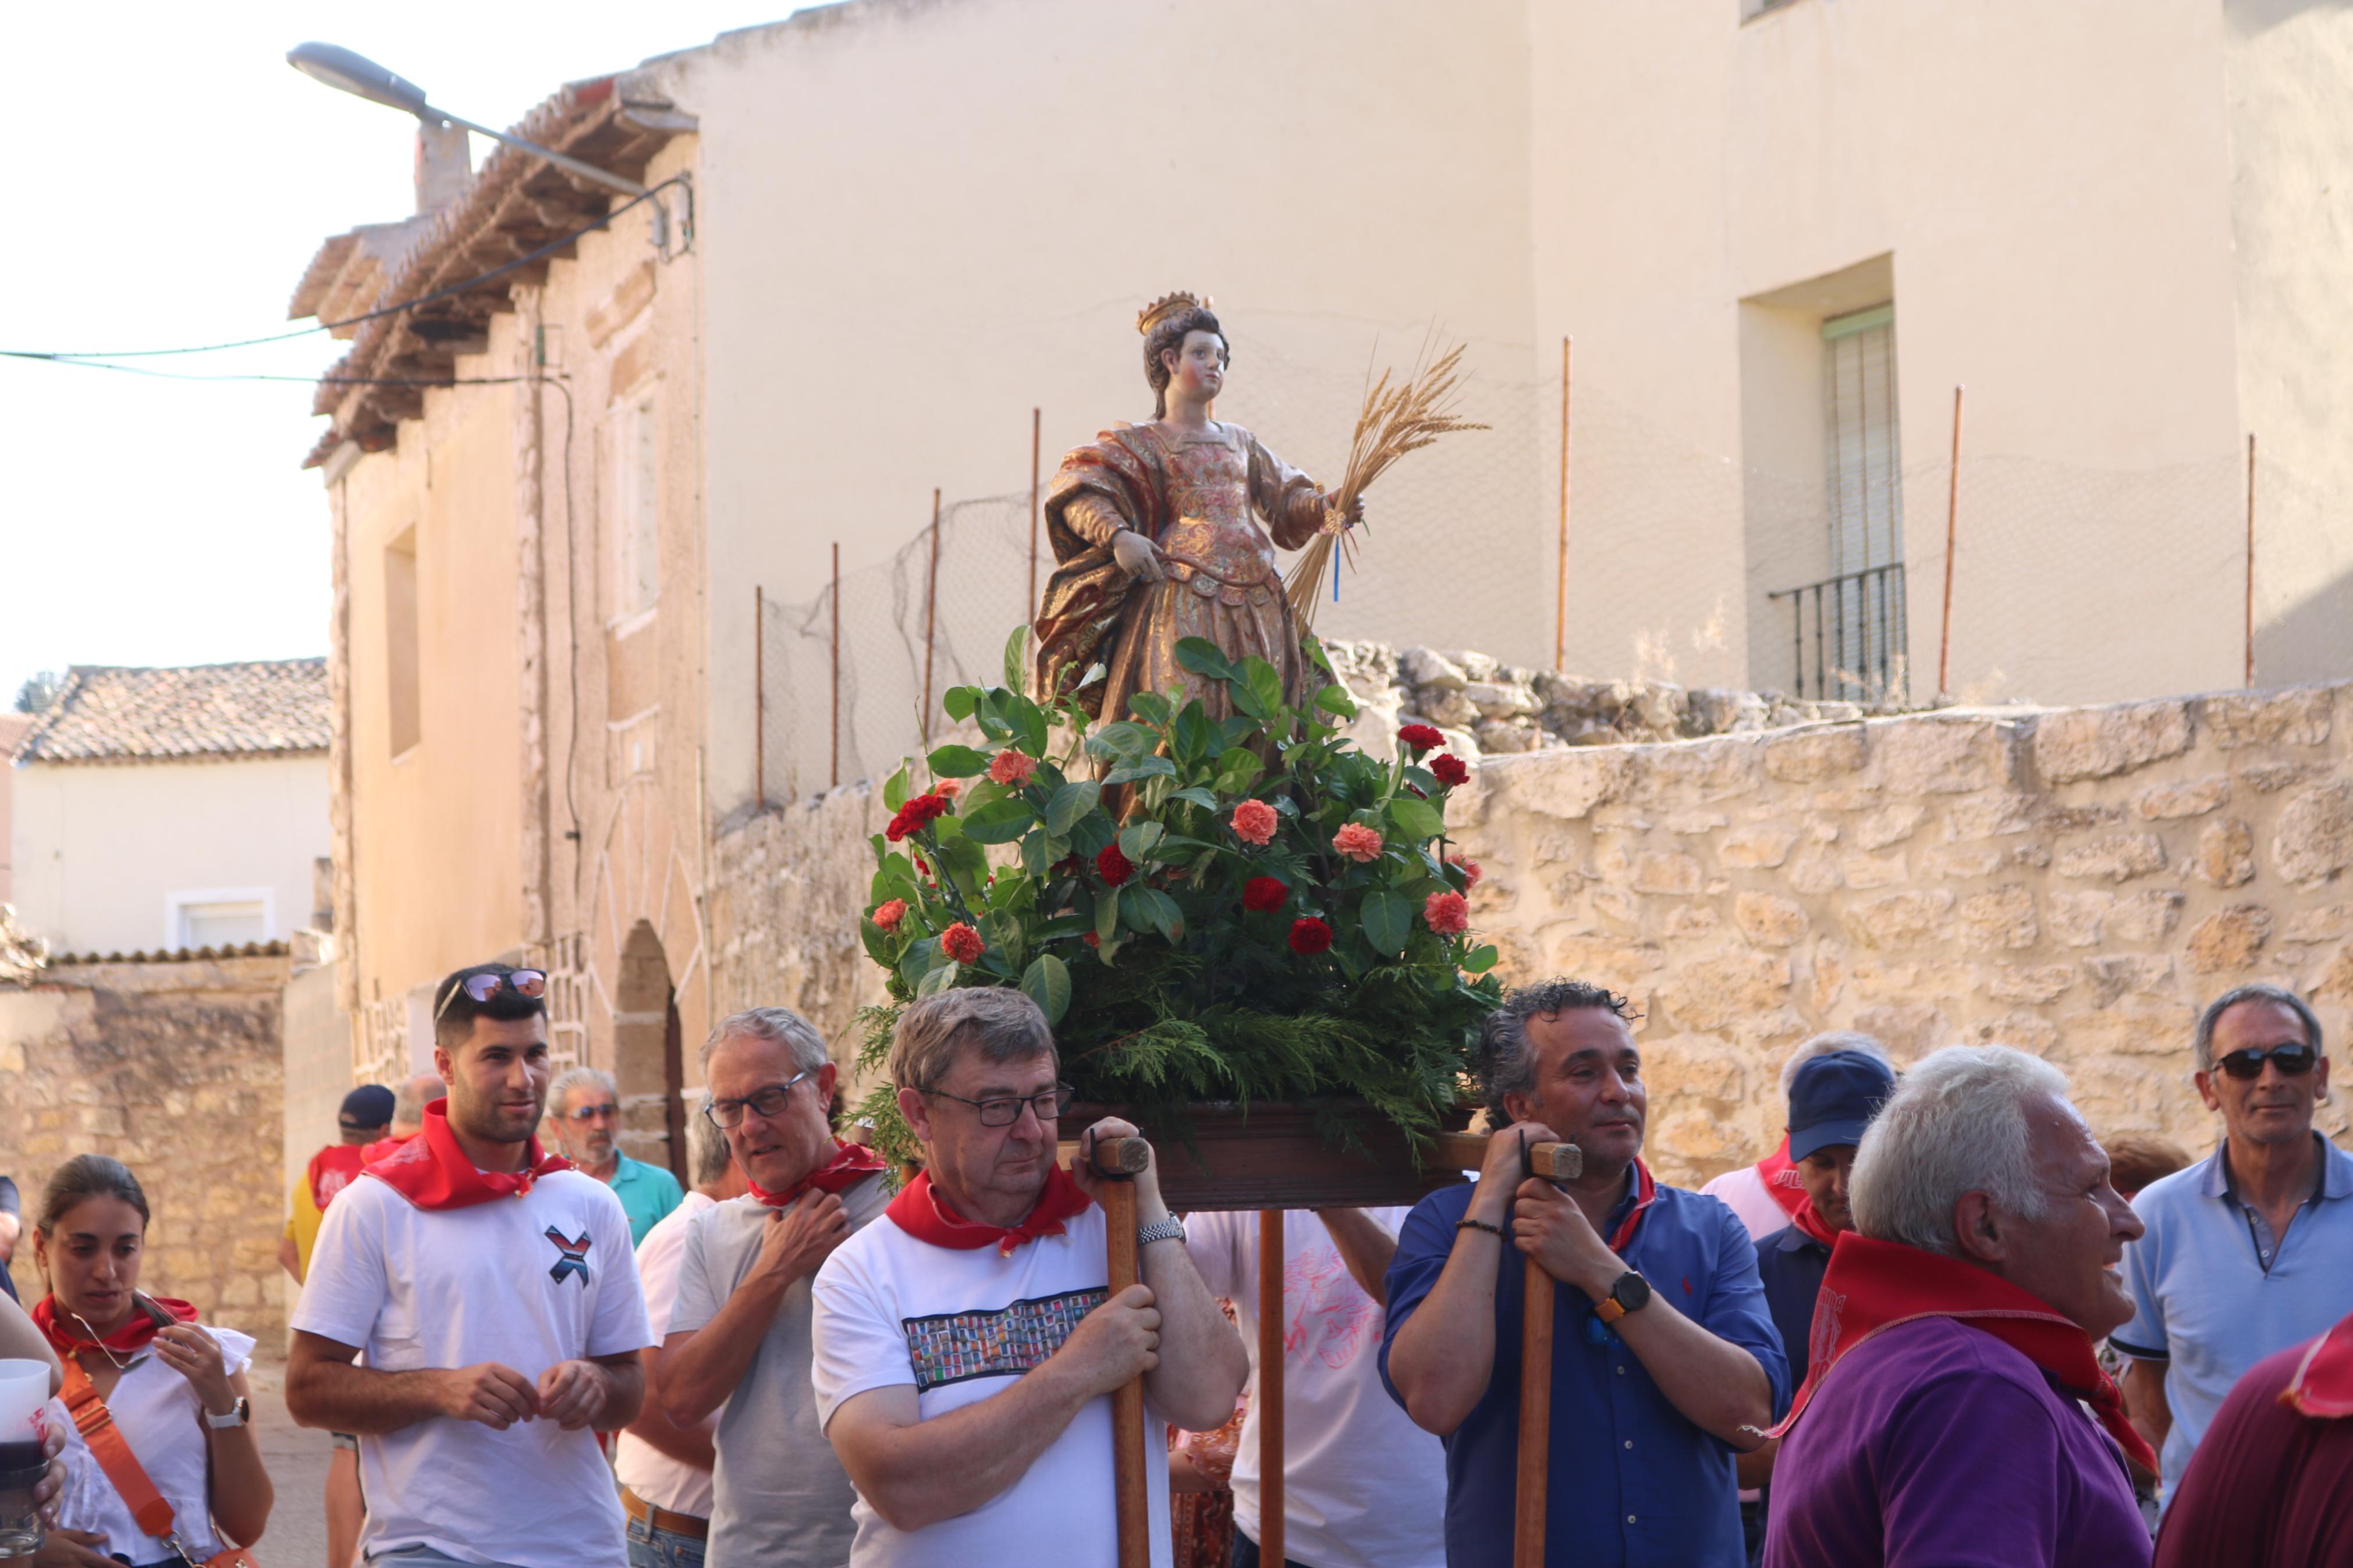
[941,922,985,963]
[1424,890,1470,935]
[1231,799,1279,847]
[1333,823,1384,863]
[989,750,1038,787]
[873,898,908,933]
[1447,854,1483,888]
[935,778,962,799]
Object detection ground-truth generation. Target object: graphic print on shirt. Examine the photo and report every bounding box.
[544,1226,594,1287]
[1283,1242,1378,1370]
[1807,1284,1845,1375]
[902,1288,1108,1393]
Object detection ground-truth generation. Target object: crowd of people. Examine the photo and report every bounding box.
[3,958,2350,1566]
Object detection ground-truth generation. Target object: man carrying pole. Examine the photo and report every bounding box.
[1382,979,1788,1567]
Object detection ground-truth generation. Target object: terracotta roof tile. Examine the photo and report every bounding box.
[12,659,329,765]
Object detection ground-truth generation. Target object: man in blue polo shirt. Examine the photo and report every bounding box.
[1382,978,1788,1567]
[2113,982,2353,1511]
[549,1065,685,1246]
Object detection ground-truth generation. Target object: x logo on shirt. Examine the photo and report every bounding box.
[544,1226,593,1287]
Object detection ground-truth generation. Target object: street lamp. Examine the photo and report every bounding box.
[288,41,662,216]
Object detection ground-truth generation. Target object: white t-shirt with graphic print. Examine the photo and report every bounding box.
[292,1168,652,1568]
[810,1201,1173,1568]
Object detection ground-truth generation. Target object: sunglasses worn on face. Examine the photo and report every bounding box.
[433,968,548,1022]
[2218,1043,2318,1080]
[565,1102,621,1122]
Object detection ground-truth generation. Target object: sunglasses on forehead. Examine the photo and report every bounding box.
[432,968,548,1022]
[2216,1042,2318,1080]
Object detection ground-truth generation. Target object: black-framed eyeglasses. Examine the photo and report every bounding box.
[704,1068,813,1129]
[918,1083,1076,1128]
[2217,1043,2319,1080]
[432,968,547,1022]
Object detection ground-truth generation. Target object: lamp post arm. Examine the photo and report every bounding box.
[427,110,649,198]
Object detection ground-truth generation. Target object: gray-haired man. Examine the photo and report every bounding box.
[549,1064,684,1246]
[656,1007,892,1568]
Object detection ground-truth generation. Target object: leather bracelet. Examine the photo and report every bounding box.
[1454,1218,1504,1238]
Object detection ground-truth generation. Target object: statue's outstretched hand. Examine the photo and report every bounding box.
[1112,529,1167,583]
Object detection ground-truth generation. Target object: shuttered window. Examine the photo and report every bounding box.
[1822,304,1905,696]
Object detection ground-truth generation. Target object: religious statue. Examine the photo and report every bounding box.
[1032,294,1360,728]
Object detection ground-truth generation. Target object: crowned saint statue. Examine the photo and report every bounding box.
[1032,294,1359,728]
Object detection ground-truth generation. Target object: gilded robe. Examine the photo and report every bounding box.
[1032,420,1332,727]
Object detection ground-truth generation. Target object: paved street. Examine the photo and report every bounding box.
[247,1356,333,1565]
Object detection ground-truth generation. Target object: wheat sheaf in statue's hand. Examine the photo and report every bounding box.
[1111,528,1167,583]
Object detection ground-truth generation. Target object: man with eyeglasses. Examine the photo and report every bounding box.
[549,1065,686,1247]
[2113,982,2353,1514]
[656,1007,892,1568]
[811,986,1245,1567]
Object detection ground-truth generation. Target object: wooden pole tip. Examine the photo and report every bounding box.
[1087,1135,1151,1177]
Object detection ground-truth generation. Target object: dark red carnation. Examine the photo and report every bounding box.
[884,792,952,842]
[1096,843,1135,886]
[1243,876,1288,912]
[1397,723,1444,752]
[1430,753,1471,788]
[1289,916,1334,955]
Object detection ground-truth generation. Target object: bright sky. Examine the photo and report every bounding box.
[0,2,812,709]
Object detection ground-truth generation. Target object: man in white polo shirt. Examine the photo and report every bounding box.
[286,962,654,1568]
[812,987,1247,1568]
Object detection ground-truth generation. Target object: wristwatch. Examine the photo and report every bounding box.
[1594,1271,1652,1325]
[204,1398,251,1430]
[1137,1217,1187,1247]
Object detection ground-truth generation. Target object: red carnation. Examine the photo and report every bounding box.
[1289,917,1334,955]
[1430,753,1471,788]
[1424,890,1470,935]
[1243,876,1289,912]
[941,922,984,963]
[1083,931,1101,948]
[872,898,907,933]
[1096,843,1135,886]
[1398,723,1444,752]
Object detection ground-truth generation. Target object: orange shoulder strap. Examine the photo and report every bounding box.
[59,1356,178,1539]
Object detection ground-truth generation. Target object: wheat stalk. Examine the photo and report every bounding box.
[1284,334,1489,635]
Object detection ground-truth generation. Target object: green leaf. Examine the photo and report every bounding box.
[1361,890,1412,956]
[927,744,992,778]
[1168,786,1220,812]
[1095,887,1123,944]
[1020,954,1072,1026]
[1103,755,1178,785]
[1004,624,1032,693]
[1240,657,1285,720]
[1046,779,1102,837]
[1009,696,1050,758]
[943,686,978,722]
[1463,944,1500,975]
[960,798,1037,844]
[1171,702,1216,766]
[1126,691,1174,727]
[897,936,941,991]
[1088,721,1155,760]
[916,959,960,997]
[859,918,895,966]
[1386,797,1447,844]
[1314,684,1358,720]
[1174,637,1240,684]
[935,834,989,899]
[1126,886,1184,944]
[1213,747,1264,791]
[1118,822,1164,860]
[883,766,911,813]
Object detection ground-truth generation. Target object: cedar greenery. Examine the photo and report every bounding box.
[851,627,1500,1168]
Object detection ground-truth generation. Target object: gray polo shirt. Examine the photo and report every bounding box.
[2113,1134,2353,1507]
[669,1177,891,1568]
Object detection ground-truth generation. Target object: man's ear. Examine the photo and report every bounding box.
[898,1085,934,1143]
[1950,1190,2006,1266]
[1500,1091,1535,1128]
[432,1044,455,1086]
[2192,1069,2221,1114]
[816,1061,839,1105]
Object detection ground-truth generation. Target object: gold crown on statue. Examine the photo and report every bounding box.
[1136,291,1213,336]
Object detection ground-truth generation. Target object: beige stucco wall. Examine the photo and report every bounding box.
[8,755,328,955]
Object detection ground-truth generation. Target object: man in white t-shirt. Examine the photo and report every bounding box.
[812,987,1247,1568]
[286,962,655,1568]
[1698,1031,1893,1241]
[1186,1208,1446,1568]
[617,1103,748,1567]
[657,1007,895,1568]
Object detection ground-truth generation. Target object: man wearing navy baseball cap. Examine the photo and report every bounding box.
[1736,1046,1898,1560]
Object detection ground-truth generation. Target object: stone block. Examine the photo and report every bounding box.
[1843,852,1910,890]
[2043,803,2124,832]
[1844,890,1957,950]
[1920,844,2006,880]
[2135,776,2230,820]
[2203,687,2332,749]
[1474,718,1539,754]
[1400,646,1468,690]
[1962,1009,2061,1055]
[2032,701,2194,783]
[2084,954,2177,1006]
[1787,850,1846,895]
[2187,905,2274,973]
[1663,905,1724,940]
[2274,781,2353,885]
[2240,762,2325,794]
[1958,885,2039,950]
[1492,750,1632,822]
[2111,890,2186,944]
[2192,819,2256,888]
[1763,728,1866,783]
[1988,964,2078,1004]
[1736,892,1808,948]
[1655,950,1791,1030]
[1642,1035,1750,1101]
[2049,891,2114,947]
[1639,740,1762,802]
[1417,688,1478,728]
[1719,826,1798,869]
[1946,794,2036,840]
[2055,833,2167,884]
[1876,720,2015,795]
[2283,906,2353,944]
[1652,1106,1754,1168]
[1664,810,1730,835]
[1464,680,1541,719]
[1544,933,1665,992]
[2311,944,2353,1002]
[1852,1002,1947,1062]
[1856,803,1928,851]
[2061,1000,2197,1057]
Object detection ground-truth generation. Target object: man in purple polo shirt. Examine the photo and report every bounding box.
[1765,1047,2155,1568]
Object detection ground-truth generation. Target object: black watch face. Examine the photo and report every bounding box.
[1613,1271,1652,1312]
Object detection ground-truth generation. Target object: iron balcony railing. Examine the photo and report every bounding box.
[1768,561,1909,703]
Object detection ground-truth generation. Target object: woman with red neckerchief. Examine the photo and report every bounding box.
[32,1154,271,1567]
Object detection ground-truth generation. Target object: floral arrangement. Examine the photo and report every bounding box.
[851,629,1500,1167]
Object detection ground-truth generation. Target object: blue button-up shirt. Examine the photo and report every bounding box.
[1381,1176,1790,1568]
[2114,1133,2353,1508]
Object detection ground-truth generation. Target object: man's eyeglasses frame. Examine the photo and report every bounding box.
[705,1067,815,1129]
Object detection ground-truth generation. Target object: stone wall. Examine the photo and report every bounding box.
[1,955,291,1338]
[1450,682,2353,1185]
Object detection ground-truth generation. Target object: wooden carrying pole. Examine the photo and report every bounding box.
[1937,385,1963,697]
[1259,1209,1287,1566]
[1555,335,1572,670]
[1090,1136,1154,1568]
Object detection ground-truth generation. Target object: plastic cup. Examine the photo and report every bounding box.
[0,1360,43,1560]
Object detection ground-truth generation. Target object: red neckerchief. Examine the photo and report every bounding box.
[363,1101,570,1211]
[885,1165,1094,1257]
[1760,1133,1843,1240]
[308,1144,369,1211]
[1606,1158,1659,1251]
[360,1132,414,1165]
[748,1139,889,1207]
[32,1293,197,1359]
[2282,1310,2353,1418]
[1767,1231,2157,1474]
[1788,1198,1842,1249]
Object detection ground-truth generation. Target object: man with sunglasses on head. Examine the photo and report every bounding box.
[286,962,654,1568]
[549,1065,686,1246]
[656,1007,893,1568]
[2111,982,2353,1516]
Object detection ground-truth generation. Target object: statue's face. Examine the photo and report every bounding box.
[1162,329,1227,403]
